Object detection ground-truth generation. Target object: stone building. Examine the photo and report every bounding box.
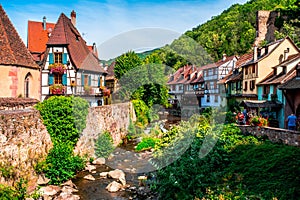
[0,5,41,99]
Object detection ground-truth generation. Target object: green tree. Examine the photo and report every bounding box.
[114,51,142,79]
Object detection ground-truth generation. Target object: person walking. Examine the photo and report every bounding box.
[287,113,297,131]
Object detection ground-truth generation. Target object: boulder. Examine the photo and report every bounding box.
[83,174,95,181]
[106,181,123,192]
[39,185,61,196]
[100,172,108,178]
[37,174,50,185]
[92,157,105,165]
[85,164,96,172]
[108,169,126,186]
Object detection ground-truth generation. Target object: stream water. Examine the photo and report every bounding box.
[72,114,181,200]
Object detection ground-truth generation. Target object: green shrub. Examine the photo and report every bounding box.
[136,137,160,152]
[35,96,89,146]
[152,116,300,199]
[0,178,28,200]
[95,131,115,158]
[132,99,150,127]
[44,142,85,185]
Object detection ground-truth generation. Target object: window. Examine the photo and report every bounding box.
[54,52,62,64]
[84,75,89,86]
[263,85,270,95]
[244,81,248,91]
[245,67,248,75]
[24,73,32,98]
[206,95,210,103]
[54,74,62,84]
[250,80,255,90]
[252,65,255,74]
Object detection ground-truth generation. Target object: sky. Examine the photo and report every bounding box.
[1,0,248,60]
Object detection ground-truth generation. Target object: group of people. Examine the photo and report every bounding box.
[236,108,250,125]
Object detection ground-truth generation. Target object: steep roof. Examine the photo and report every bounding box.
[242,37,300,67]
[218,52,253,84]
[105,61,115,80]
[200,55,236,70]
[0,5,39,69]
[28,20,55,53]
[258,54,300,85]
[47,13,106,73]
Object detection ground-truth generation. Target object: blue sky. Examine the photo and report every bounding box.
[2,0,248,59]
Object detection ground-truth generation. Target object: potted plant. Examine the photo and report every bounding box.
[84,85,91,95]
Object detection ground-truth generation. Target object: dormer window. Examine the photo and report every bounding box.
[282,66,287,74]
[296,64,300,79]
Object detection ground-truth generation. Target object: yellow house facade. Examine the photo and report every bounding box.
[242,37,300,98]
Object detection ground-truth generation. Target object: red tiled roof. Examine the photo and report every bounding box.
[236,52,253,68]
[200,55,236,70]
[27,20,55,54]
[47,13,106,73]
[0,5,39,69]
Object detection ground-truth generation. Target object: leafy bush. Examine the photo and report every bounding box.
[152,115,300,199]
[35,96,89,146]
[132,99,151,127]
[0,179,29,200]
[136,137,160,152]
[95,131,115,158]
[44,142,85,185]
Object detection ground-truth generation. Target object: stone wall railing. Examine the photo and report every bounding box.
[238,125,300,147]
[74,102,136,157]
[0,98,39,110]
[0,109,53,189]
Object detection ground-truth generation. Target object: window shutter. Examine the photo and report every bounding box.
[48,74,54,85]
[81,74,85,86]
[49,53,54,64]
[88,75,91,86]
[62,74,67,85]
[62,53,67,64]
[98,76,100,87]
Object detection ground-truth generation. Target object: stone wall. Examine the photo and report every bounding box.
[238,125,300,146]
[0,109,53,189]
[74,102,136,157]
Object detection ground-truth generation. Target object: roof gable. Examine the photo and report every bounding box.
[47,13,105,73]
[0,5,39,69]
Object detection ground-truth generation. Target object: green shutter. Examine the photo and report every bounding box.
[48,74,54,85]
[98,76,100,87]
[81,74,84,86]
[62,74,67,85]
[49,53,54,64]
[88,75,91,86]
[62,53,67,64]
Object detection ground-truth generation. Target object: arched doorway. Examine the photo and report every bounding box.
[24,73,32,98]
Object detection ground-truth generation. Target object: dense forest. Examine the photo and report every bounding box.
[151,0,300,69]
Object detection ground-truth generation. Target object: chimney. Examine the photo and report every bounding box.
[284,48,290,61]
[43,16,46,30]
[253,45,258,61]
[71,10,76,27]
[222,53,227,61]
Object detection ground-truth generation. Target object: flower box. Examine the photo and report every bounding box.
[49,63,67,74]
[49,84,66,94]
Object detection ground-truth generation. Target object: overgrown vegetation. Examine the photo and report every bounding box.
[151,113,300,199]
[135,137,160,152]
[95,131,115,158]
[35,96,88,185]
[0,179,31,200]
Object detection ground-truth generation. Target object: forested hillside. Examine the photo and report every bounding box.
[154,0,300,69]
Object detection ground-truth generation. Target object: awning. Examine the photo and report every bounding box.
[240,100,282,108]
